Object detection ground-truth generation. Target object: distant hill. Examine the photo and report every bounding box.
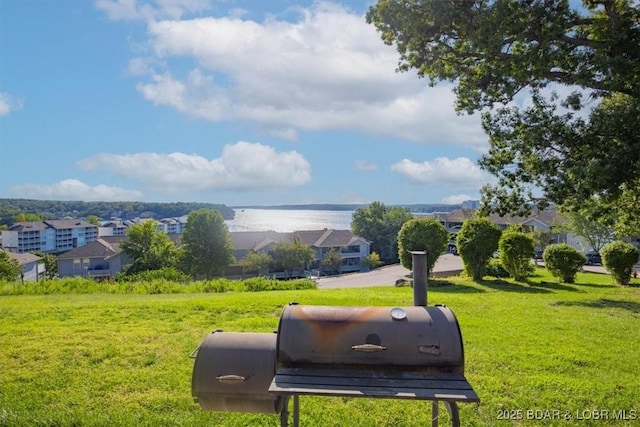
[0,199,234,227]
[232,203,461,213]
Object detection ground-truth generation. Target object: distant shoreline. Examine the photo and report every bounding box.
[230,203,461,212]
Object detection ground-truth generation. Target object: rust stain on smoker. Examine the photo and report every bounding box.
[289,305,386,341]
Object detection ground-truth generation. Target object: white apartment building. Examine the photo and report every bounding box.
[1,219,98,253]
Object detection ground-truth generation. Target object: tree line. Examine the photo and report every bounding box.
[0,199,234,228]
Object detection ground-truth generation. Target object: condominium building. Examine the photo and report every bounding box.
[1,220,98,253]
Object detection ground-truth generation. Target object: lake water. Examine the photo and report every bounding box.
[225,209,354,232]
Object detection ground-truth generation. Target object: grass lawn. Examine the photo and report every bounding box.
[1,269,639,426]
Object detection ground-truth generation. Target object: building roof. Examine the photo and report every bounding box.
[230,231,290,251]
[5,251,42,266]
[230,229,367,251]
[57,238,124,260]
[295,229,366,247]
[7,222,48,232]
[44,219,96,229]
[439,208,563,228]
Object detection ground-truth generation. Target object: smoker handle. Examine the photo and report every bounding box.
[216,375,248,384]
[351,344,387,352]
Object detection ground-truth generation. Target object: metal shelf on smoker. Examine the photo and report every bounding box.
[269,368,479,402]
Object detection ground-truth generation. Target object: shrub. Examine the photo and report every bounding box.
[456,217,502,281]
[543,243,586,283]
[499,229,535,281]
[397,217,449,273]
[600,241,640,286]
[116,267,191,283]
[363,252,384,270]
[485,258,510,278]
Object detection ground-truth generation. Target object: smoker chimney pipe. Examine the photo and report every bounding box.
[411,251,428,306]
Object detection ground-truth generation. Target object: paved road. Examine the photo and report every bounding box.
[316,254,463,289]
[316,254,609,289]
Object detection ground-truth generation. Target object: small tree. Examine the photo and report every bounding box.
[0,251,21,281]
[34,252,58,279]
[351,201,414,264]
[272,239,316,278]
[532,229,554,252]
[543,244,586,284]
[601,241,640,286]
[363,251,383,270]
[121,220,179,274]
[556,208,615,252]
[241,251,272,277]
[456,217,502,281]
[397,217,448,274]
[499,229,534,282]
[322,248,343,275]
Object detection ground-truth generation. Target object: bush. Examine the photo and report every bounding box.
[601,241,640,286]
[485,258,510,278]
[456,217,502,281]
[397,217,449,273]
[543,243,586,283]
[363,252,384,270]
[116,267,191,283]
[499,229,535,281]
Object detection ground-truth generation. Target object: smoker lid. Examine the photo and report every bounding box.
[275,305,464,368]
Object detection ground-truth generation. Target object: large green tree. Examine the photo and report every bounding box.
[367,0,640,232]
[397,217,448,273]
[121,220,179,274]
[351,201,414,263]
[181,209,234,279]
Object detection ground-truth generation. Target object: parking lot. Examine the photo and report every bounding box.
[317,254,610,289]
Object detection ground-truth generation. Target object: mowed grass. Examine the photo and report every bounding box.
[1,269,639,426]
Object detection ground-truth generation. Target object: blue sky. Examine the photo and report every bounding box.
[1,0,494,206]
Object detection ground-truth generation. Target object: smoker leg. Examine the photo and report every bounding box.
[279,395,299,427]
[431,400,439,427]
[443,401,460,427]
[293,394,299,427]
[280,395,289,427]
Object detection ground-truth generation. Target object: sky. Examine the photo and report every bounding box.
[1,0,498,207]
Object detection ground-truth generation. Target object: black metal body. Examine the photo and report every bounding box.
[191,331,284,414]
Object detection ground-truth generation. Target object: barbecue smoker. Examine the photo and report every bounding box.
[191,252,479,426]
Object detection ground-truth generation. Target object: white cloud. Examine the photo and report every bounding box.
[391,157,491,190]
[442,194,475,204]
[95,0,212,21]
[127,3,485,148]
[354,160,378,172]
[78,141,311,194]
[0,92,24,116]
[10,179,143,201]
